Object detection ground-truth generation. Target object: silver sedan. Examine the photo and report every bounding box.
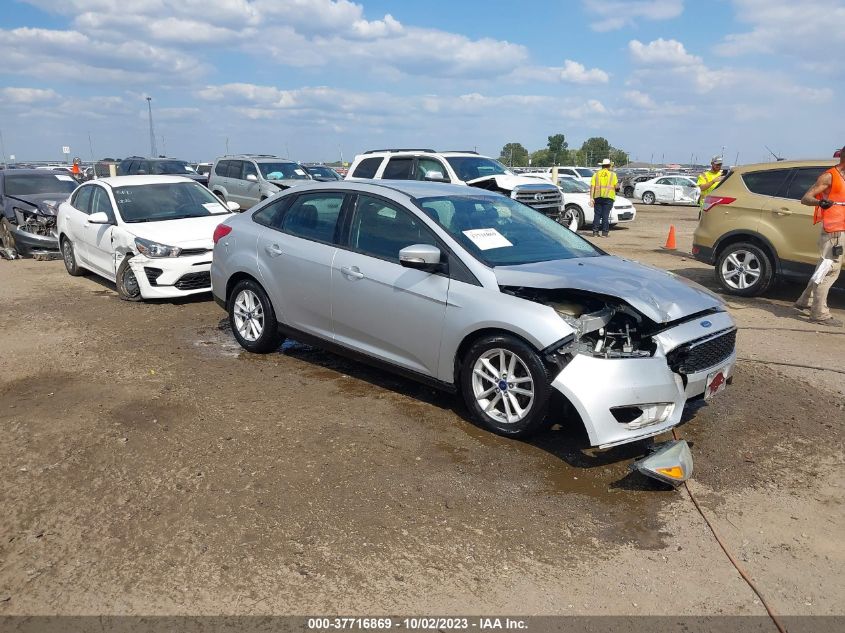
[211,180,736,450]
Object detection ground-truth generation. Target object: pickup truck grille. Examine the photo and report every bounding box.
[513,188,563,215]
[667,329,736,375]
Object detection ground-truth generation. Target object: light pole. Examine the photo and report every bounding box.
[146,97,158,157]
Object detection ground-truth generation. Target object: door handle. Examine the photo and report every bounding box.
[264,243,283,257]
[774,207,792,216]
[341,266,365,280]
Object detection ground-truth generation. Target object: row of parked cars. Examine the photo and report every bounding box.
[0,148,746,482]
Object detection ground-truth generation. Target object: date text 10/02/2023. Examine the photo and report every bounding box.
[306,618,528,630]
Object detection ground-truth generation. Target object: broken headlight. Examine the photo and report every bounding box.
[135,237,182,258]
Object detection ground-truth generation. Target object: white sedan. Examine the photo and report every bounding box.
[556,177,637,231]
[57,175,238,300]
[634,176,700,206]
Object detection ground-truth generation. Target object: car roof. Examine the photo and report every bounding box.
[85,175,198,187]
[0,169,70,176]
[288,179,497,199]
[728,159,837,172]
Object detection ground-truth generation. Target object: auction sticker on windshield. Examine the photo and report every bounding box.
[55,175,74,182]
[463,228,512,250]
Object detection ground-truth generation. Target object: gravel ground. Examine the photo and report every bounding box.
[0,202,842,616]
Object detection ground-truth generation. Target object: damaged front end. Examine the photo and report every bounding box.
[8,201,61,258]
[500,285,734,452]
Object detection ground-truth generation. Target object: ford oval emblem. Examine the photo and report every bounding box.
[700,320,712,328]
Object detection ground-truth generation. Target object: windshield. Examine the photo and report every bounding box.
[557,178,590,193]
[575,168,595,177]
[417,194,600,266]
[112,182,231,223]
[258,162,311,181]
[445,157,511,181]
[306,165,341,179]
[152,161,196,175]
[5,173,78,195]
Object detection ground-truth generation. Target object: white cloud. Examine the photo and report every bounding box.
[624,90,656,109]
[0,87,59,103]
[629,38,701,66]
[559,60,610,84]
[583,0,683,31]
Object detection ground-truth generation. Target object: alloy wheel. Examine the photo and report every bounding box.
[233,289,265,342]
[720,249,762,290]
[471,348,535,424]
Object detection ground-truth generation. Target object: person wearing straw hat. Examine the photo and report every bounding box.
[589,158,617,237]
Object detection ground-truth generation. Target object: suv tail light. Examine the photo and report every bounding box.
[702,196,736,213]
[213,224,232,244]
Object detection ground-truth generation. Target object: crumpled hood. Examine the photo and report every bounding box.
[126,213,233,250]
[265,179,309,190]
[495,255,723,323]
[467,174,559,192]
[5,192,69,214]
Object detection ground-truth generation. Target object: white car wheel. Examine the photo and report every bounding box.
[471,348,535,425]
[233,288,265,342]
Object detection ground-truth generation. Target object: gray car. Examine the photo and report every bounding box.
[211,180,736,453]
[208,155,312,210]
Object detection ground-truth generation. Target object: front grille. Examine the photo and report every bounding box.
[667,329,736,374]
[180,248,212,256]
[513,188,563,212]
[174,271,211,291]
[617,212,634,220]
[144,267,163,285]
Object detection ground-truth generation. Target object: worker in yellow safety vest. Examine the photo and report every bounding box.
[696,156,726,207]
[590,158,617,237]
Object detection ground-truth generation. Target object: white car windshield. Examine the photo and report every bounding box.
[417,194,600,266]
[444,157,512,181]
[112,182,230,223]
[576,168,595,177]
[557,178,590,193]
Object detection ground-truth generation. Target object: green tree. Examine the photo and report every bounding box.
[529,149,551,166]
[580,137,612,166]
[610,148,628,167]
[547,133,567,156]
[499,142,529,167]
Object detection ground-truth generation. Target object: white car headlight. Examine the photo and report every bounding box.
[135,237,181,258]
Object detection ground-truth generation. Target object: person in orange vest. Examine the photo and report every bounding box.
[71,157,82,180]
[793,145,845,326]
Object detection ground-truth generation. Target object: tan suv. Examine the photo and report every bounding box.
[692,159,840,296]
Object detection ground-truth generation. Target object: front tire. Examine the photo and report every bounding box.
[116,255,143,301]
[623,186,634,198]
[715,241,774,296]
[228,279,284,353]
[460,334,552,439]
[61,237,83,276]
[641,191,656,205]
[561,204,584,230]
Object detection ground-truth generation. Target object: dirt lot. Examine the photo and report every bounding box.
[0,203,842,616]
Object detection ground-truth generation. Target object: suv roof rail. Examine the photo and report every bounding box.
[441,150,479,155]
[222,154,282,158]
[362,148,436,154]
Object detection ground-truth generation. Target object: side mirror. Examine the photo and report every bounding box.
[246,173,258,182]
[226,201,241,212]
[399,244,444,272]
[88,211,110,224]
[423,170,447,182]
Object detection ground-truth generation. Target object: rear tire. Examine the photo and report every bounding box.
[460,334,552,439]
[561,204,584,230]
[715,241,775,297]
[61,237,83,276]
[623,186,634,198]
[642,191,656,205]
[228,279,284,353]
[116,255,143,301]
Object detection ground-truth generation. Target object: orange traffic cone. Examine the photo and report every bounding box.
[664,225,677,250]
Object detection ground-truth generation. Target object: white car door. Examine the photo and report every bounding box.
[654,178,674,202]
[64,185,94,265]
[674,178,699,204]
[82,185,117,278]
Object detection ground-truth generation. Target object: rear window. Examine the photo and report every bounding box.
[351,157,382,179]
[784,167,828,201]
[741,169,791,197]
[382,157,413,180]
[214,160,230,177]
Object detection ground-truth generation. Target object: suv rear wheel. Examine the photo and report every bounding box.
[715,241,775,296]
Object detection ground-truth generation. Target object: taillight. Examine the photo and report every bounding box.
[213,224,232,244]
[702,195,736,213]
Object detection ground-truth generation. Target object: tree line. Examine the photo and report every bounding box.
[498,134,628,168]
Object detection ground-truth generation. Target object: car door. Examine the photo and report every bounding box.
[255,191,345,340]
[224,160,245,208]
[671,178,698,204]
[331,194,449,376]
[64,185,94,263]
[768,166,828,265]
[81,185,117,277]
[241,160,261,207]
[653,178,673,202]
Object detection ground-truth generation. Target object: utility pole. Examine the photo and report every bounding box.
[225,137,229,154]
[0,129,7,168]
[88,132,96,179]
[161,134,167,157]
[146,97,158,157]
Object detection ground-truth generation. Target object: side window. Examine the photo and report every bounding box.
[242,161,258,180]
[72,186,93,213]
[228,160,244,179]
[90,187,115,220]
[351,157,382,179]
[350,195,437,262]
[656,178,670,185]
[785,167,827,201]
[382,157,414,180]
[742,169,791,197]
[252,196,291,229]
[214,160,230,177]
[281,192,344,243]
[416,158,449,181]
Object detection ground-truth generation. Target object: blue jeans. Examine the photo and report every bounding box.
[592,197,613,234]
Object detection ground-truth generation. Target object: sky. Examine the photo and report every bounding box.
[0,0,843,165]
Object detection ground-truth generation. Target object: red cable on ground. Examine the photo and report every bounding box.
[671,428,789,633]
